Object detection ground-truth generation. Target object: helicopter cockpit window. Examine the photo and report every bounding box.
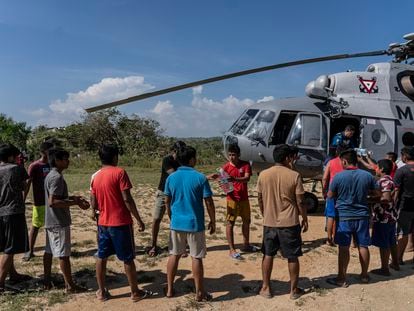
[230,109,259,135]
[245,110,276,142]
[288,114,322,147]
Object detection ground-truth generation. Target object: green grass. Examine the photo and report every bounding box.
[64,166,161,192]
[0,290,69,311]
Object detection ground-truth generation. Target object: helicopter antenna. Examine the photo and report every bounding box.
[85,33,413,113]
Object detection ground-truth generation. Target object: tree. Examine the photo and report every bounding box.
[0,113,31,150]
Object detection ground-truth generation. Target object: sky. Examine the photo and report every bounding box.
[0,0,413,137]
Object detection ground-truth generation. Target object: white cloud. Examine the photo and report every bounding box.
[29,76,154,126]
[148,87,264,137]
[27,75,274,137]
[257,96,274,103]
[192,85,203,95]
[150,100,174,115]
[25,108,48,118]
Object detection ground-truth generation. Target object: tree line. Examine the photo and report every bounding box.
[0,110,223,168]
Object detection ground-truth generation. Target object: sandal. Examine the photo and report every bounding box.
[196,292,213,302]
[131,289,154,302]
[22,253,35,262]
[326,277,349,288]
[229,252,243,261]
[290,287,305,300]
[96,288,111,301]
[147,247,159,257]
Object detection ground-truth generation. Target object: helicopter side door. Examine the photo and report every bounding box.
[287,112,328,178]
[361,118,396,157]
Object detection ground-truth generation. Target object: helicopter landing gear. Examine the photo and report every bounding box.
[304,192,319,214]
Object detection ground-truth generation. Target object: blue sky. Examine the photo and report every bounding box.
[0,0,413,137]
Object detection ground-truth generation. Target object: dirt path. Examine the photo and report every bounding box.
[10,184,414,310]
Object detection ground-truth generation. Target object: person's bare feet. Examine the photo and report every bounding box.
[164,286,175,298]
[259,286,272,298]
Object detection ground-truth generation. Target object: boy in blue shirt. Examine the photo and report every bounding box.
[164,146,216,302]
[327,149,379,287]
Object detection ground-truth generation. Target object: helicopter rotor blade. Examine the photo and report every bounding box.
[85,50,387,113]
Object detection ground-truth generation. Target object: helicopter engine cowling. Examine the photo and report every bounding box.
[305,75,331,99]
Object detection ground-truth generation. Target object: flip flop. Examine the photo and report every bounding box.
[96,288,111,301]
[196,292,213,302]
[229,252,243,260]
[132,290,154,302]
[290,287,305,300]
[22,253,35,262]
[326,277,349,288]
[147,247,159,257]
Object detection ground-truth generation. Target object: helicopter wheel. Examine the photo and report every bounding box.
[304,192,319,214]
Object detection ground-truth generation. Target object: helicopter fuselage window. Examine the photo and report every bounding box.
[269,112,298,145]
[230,109,259,135]
[288,114,322,147]
[245,110,276,142]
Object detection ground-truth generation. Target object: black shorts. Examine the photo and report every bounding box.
[0,213,29,254]
[261,225,302,259]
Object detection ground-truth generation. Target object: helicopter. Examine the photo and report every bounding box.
[85,32,414,212]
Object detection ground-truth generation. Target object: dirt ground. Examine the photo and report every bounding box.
[8,183,414,311]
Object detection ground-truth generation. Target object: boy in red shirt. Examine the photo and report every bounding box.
[91,144,149,302]
[214,144,255,259]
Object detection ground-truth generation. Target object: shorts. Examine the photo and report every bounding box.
[32,205,45,228]
[45,226,71,257]
[371,222,397,249]
[0,214,29,254]
[324,197,336,218]
[335,219,370,247]
[397,211,414,236]
[153,191,166,220]
[226,199,251,223]
[98,225,135,262]
[261,225,302,259]
[169,230,206,259]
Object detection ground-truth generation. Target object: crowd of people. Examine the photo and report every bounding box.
[0,135,414,304]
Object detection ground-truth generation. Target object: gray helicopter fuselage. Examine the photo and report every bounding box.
[223,62,414,179]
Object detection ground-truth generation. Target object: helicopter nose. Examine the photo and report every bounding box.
[223,134,238,156]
